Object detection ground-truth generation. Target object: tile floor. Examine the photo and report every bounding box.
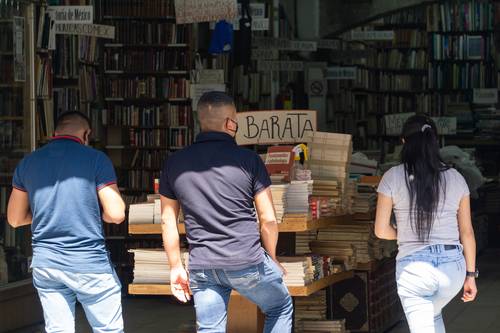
[10,249,500,333]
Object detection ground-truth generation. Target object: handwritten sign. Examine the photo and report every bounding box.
[325,66,357,80]
[236,110,317,145]
[253,37,317,51]
[252,49,279,60]
[351,30,394,41]
[190,83,226,109]
[258,61,303,72]
[174,0,238,24]
[55,23,115,39]
[47,6,93,24]
[473,88,498,104]
[384,113,457,136]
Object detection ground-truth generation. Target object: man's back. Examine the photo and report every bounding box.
[13,136,116,273]
[160,132,271,270]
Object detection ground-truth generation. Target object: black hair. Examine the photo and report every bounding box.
[55,111,91,130]
[197,91,234,110]
[400,115,449,241]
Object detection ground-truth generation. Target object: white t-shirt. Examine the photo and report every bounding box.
[377,164,470,260]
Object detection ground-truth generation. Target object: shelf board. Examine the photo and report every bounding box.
[104,43,188,48]
[129,215,353,235]
[104,70,189,76]
[102,15,176,21]
[105,97,190,103]
[128,270,354,297]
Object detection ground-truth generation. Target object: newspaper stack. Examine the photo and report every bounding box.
[129,249,189,284]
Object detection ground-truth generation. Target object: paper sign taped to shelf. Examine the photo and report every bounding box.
[47,6,93,24]
[13,16,25,82]
[236,110,317,145]
[325,66,357,80]
[351,30,394,41]
[258,61,303,72]
[210,18,269,31]
[317,39,341,50]
[473,88,498,104]
[174,0,238,24]
[252,37,317,51]
[384,113,457,136]
[252,49,279,60]
[190,83,226,109]
[55,23,115,39]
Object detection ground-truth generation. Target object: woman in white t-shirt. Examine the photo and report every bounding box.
[375,115,477,333]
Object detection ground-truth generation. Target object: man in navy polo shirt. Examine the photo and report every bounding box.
[7,112,126,333]
[160,92,293,332]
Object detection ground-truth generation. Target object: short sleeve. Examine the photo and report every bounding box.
[96,153,117,191]
[12,160,26,192]
[377,168,395,198]
[159,158,177,200]
[253,154,271,196]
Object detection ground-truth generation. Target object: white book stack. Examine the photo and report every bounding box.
[130,249,189,284]
[128,203,155,224]
[285,181,311,215]
[270,184,289,223]
[297,319,347,333]
[153,199,161,224]
[279,257,315,286]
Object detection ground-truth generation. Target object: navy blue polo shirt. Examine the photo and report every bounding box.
[12,136,117,273]
[160,131,271,270]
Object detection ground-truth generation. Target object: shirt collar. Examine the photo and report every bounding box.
[51,135,84,144]
[195,131,236,144]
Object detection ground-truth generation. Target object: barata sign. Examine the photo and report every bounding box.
[236,110,317,145]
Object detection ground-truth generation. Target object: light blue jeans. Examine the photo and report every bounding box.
[396,245,466,333]
[32,267,124,333]
[189,253,294,333]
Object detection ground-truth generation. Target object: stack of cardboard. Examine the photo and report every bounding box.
[129,249,189,284]
[294,291,327,325]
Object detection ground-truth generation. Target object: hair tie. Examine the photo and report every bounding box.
[421,124,431,132]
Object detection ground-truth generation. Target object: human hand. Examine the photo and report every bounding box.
[170,266,191,303]
[462,277,477,302]
[273,259,288,277]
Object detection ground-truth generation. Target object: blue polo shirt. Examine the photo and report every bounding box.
[12,136,117,273]
[160,132,271,270]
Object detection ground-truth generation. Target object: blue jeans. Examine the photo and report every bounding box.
[189,253,293,333]
[32,267,124,333]
[396,245,466,333]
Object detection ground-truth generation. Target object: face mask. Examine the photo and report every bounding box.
[226,118,239,137]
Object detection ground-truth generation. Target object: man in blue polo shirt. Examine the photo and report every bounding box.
[160,92,293,332]
[7,112,126,333]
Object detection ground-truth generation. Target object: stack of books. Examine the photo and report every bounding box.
[128,203,155,224]
[310,241,357,270]
[270,184,288,223]
[317,224,373,264]
[297,319,347,333]
[285,181,312,215]
[279,257,315,286]
[129,248,189,284]
[295,231,317,254]
[353,177,380,220]
[294,291,327,324]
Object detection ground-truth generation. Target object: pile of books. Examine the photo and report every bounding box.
[279,257,315,286]
[309,179,343,218]
[270,184,288,223]
[285,181,312,215]
[128,199,161,224]
[310,241,357,271]
[353,176,380,220]
[296,319,347,333]
[295,231,317,254]
[129,248,188,284]
[294,291,327,324]
[317,224,372,264]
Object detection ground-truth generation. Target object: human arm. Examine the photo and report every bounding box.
[374,193,397,240]
[255,187,286,274]
[160,195,190,303]
[7,188,32,228]
[97,184,126,224]
[458,195,477,302]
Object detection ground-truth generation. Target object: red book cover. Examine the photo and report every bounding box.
[265,146,295,182]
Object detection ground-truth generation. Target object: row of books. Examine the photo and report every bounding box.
[103,104,192,128]
[36,6,52,50]
[428,62,496,89]
[105,77,190,99]
[381,5,426,26]
[130,248,189,284]
[426,2,495,32]
[0,91,23,117]
[54,35,100,78]
[129,128,168,147]
[97,0,176,18]
[0,23,12,51]
[168,127,192,148]
[392,30,428,48]
[79,67,100,103]
[127,150,167,170]
[0,122,24,148]
[53,88,80,117]
[35,57,52,98]
[108,21,191,45]
[104,50,190,72]
[430,34,494,60]
[119,169,161,191]
[378,73,427,91]
[375,49,428,70]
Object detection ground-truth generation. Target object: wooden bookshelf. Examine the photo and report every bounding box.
[128,271,354,297]
[128,215,352,235]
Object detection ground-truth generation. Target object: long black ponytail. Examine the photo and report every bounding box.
[400,115,449,241]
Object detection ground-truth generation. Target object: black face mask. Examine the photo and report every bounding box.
[226,118,239,137]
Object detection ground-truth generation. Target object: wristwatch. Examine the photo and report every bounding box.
[466,269,479,278]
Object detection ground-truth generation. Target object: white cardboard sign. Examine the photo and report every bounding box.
[47,6,93,24]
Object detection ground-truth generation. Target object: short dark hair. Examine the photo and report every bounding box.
[56,111,91,129]
[197,91,234,110]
